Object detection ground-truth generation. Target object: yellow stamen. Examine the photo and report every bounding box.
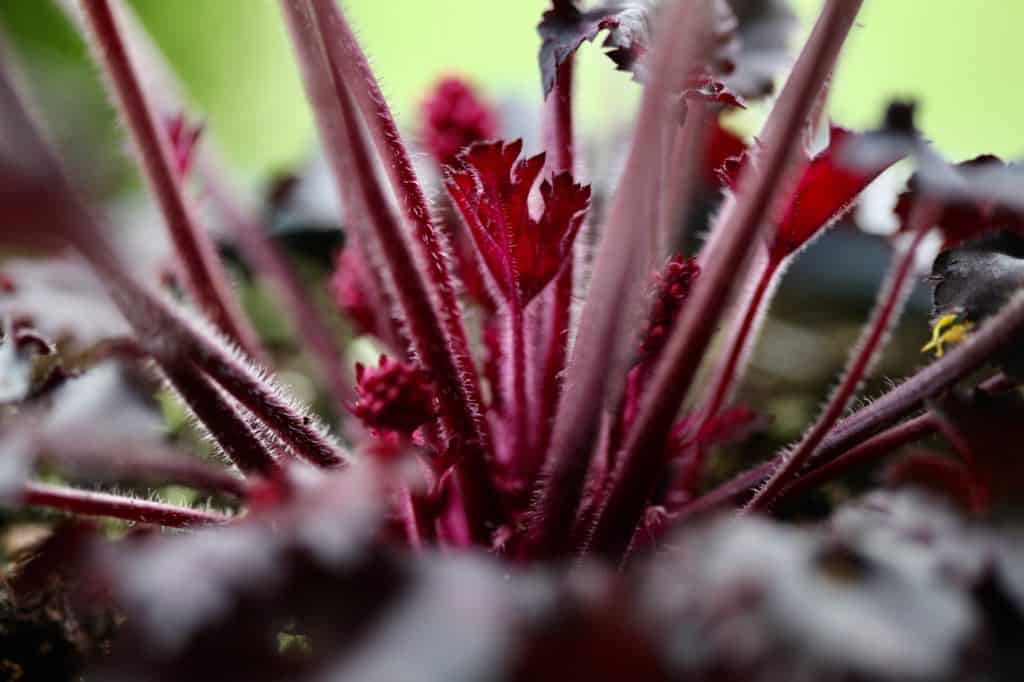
[921,313,973,358]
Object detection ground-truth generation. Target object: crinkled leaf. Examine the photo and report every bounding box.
[537,1,652,96]
[446,140,590,304]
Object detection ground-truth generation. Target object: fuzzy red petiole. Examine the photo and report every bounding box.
[278,0,503,543]
[77,0,264,362]
[745,203,934,513]
[536,56,578,464]
[525,0,716,560]
[22,481,230,528]
[585,0,864,561]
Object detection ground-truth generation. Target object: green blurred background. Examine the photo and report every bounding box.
[2,0,1021,176]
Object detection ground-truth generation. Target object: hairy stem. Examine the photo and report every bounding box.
[681,252,781,494]
[279,0,502,543]
[702,254,781,425]
[22,482,229,528]
[525,0,715,559]
[536,56,577,464]
[66,0,351,407]
[308,0,492,436]
[745,207,932,513]
[658,104,710,253]
[162,362,281,476]
[778,412,935,501]
[585,0,864,561]
[509,300,531,472]
[78,0,264,360]
[0,37,338,473]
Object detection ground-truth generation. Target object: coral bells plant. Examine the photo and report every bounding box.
[4,0,1024,679]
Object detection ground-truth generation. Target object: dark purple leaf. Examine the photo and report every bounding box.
[537,1,652,96]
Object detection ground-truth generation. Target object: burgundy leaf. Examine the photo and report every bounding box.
[706,118,749,188]
[446,140,590,305]
[771,125,903,259]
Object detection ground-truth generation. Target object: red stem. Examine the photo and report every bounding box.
[78,0,264,361]
[536,56,577,464]
[525,0,715,560]
[76,226,342,471]
[161,362,281,476]
[68,0,353,406]
[745,209,932,513]
[278,0,503,543]
[772,373,1014,505]
[702,254,780,425]
[22,481,229,528]
[308,0,493,437]
[188,345,343,469]
[584,0,864,561]
[777,413,936,502]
